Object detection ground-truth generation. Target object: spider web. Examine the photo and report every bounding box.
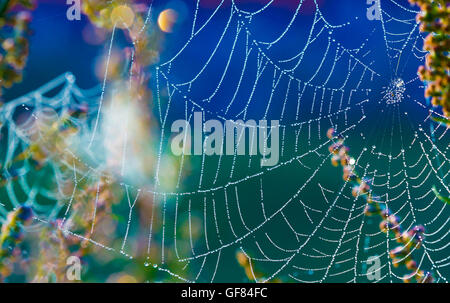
[0,0,449,283]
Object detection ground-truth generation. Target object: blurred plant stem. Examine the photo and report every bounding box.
[410,0,449,205]
[409,0,449,122]
[327,128,434,283]
[0,0,34,96]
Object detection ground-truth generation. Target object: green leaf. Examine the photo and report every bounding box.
[431,116,450,127]
[432,186,450,205]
